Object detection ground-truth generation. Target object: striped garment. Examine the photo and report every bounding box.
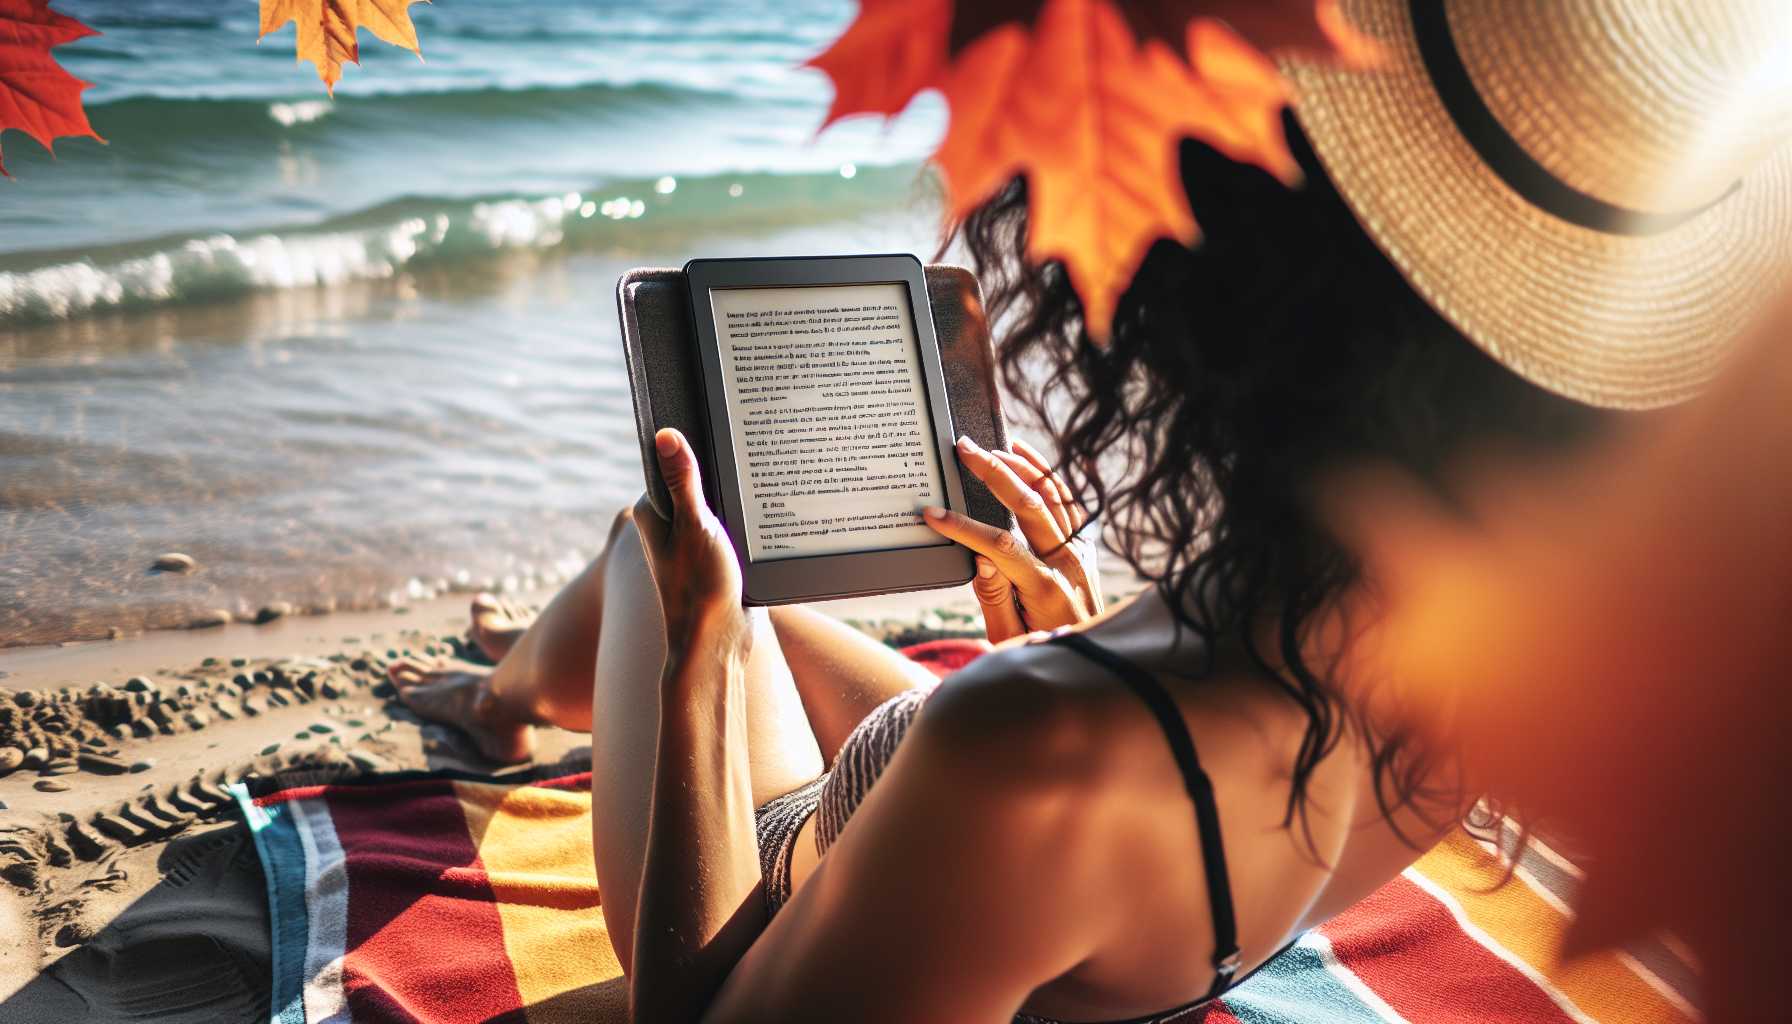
[236,642,1701,1024]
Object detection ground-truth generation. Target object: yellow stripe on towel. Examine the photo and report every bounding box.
[1412,831,1693,1023]
[456,780,626,1023]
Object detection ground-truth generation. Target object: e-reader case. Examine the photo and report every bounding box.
[616,262,1015,598]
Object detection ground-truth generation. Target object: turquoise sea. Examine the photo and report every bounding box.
[0,0,949,646]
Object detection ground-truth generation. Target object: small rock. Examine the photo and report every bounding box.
[78,752,130,776]
[308,722,334,734]
[42,761,79,776]
[0,748,22,775]
[129,759,156,773]
[54,919,96,947]
[259,743,281,756]
[253,602,292,625]
[123,676,153,693]
[34,779,70,792]
[152,552,196,573]
[13,690,36,708]
[20,747,48,770]
[184,710,210,729]
[188,609,231,629]
[239,697,264,717]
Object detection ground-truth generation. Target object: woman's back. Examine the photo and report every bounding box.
[779,587,1454,1022]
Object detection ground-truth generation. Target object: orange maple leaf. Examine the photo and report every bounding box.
[807,0,1378,339]
[260,0,430,94]
[0,0,103,178]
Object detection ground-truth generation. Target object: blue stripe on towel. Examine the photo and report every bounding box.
[1224,933,1400,1024]
[234,785,312,1024]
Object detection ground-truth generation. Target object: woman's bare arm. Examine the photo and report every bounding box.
[626,430,771,1022]
[628,618,765,1022]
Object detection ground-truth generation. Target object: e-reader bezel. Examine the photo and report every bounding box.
[684,254,974,604]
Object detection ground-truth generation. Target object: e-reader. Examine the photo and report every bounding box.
[616,255,1013,604]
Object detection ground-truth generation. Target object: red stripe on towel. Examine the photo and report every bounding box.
[1321,874,1578,1023]
[899,638,990,678]
[328,779,529,1023]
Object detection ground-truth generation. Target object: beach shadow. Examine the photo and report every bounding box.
[0,822,270,1024]
[481,976,629,1024]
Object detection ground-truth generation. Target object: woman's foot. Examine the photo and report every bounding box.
[467,593,532,662]
[388,659,535,763]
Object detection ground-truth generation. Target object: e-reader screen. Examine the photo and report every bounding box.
[709,282,952,562]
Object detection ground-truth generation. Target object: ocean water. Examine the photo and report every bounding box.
[0,0,950,647]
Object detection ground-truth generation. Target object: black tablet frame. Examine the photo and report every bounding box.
[684,254,973,604]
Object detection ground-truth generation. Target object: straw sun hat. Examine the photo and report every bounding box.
[1281,0,1792,409]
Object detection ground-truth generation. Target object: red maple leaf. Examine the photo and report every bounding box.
[0,0,103,177]
[807,0,1377,339]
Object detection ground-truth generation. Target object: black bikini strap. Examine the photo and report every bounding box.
[1048,631,1243,998]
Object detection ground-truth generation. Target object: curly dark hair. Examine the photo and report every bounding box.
[949,114,1605,847]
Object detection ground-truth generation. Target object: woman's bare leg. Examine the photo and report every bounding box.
[768,606,942,764]
[590,514,823,972]
[394,516,939,766]
[388,510,633,761]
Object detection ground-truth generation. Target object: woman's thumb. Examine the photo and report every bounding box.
[655,428,704,515]
[972,556,1025,643]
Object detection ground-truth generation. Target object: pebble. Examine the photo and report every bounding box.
[42,761,79,776]
[254,602,292,624]
[152,552,196,573]
[20,747,48,770]
[259,743,281,756]
[308,722,334,735]
[78,752,130,776]
[122,677,153,693]
[230,658,248,668]
[129,759,156,773]
[34,779,70,793]
[188,609,232,629]
[13,690,36,708]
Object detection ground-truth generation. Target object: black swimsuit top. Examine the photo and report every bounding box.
[1038,631,1245,1017]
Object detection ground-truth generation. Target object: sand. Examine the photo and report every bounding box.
[0,576,1052,1021]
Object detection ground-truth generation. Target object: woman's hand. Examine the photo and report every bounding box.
[923,435,1102,642]
[632,428,751,655]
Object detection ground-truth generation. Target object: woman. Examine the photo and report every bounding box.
[388,2,1790,1020]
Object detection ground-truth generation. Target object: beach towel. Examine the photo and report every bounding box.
[235,641,1701,1024]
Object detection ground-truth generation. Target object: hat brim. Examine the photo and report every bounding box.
[1282,0,1792,410]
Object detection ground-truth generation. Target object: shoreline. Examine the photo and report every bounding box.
[0,583,1000,693]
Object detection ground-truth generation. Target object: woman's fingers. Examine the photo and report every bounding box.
[990,449,1075,539]
[954,436,1065,554]
[922,505,1052,592]
[970,556,1025,643]
[1010,437,1086,530]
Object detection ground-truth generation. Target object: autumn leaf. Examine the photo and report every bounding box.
[0,0,103,177]
[260,0,430,94]
[807,0,1378,339]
